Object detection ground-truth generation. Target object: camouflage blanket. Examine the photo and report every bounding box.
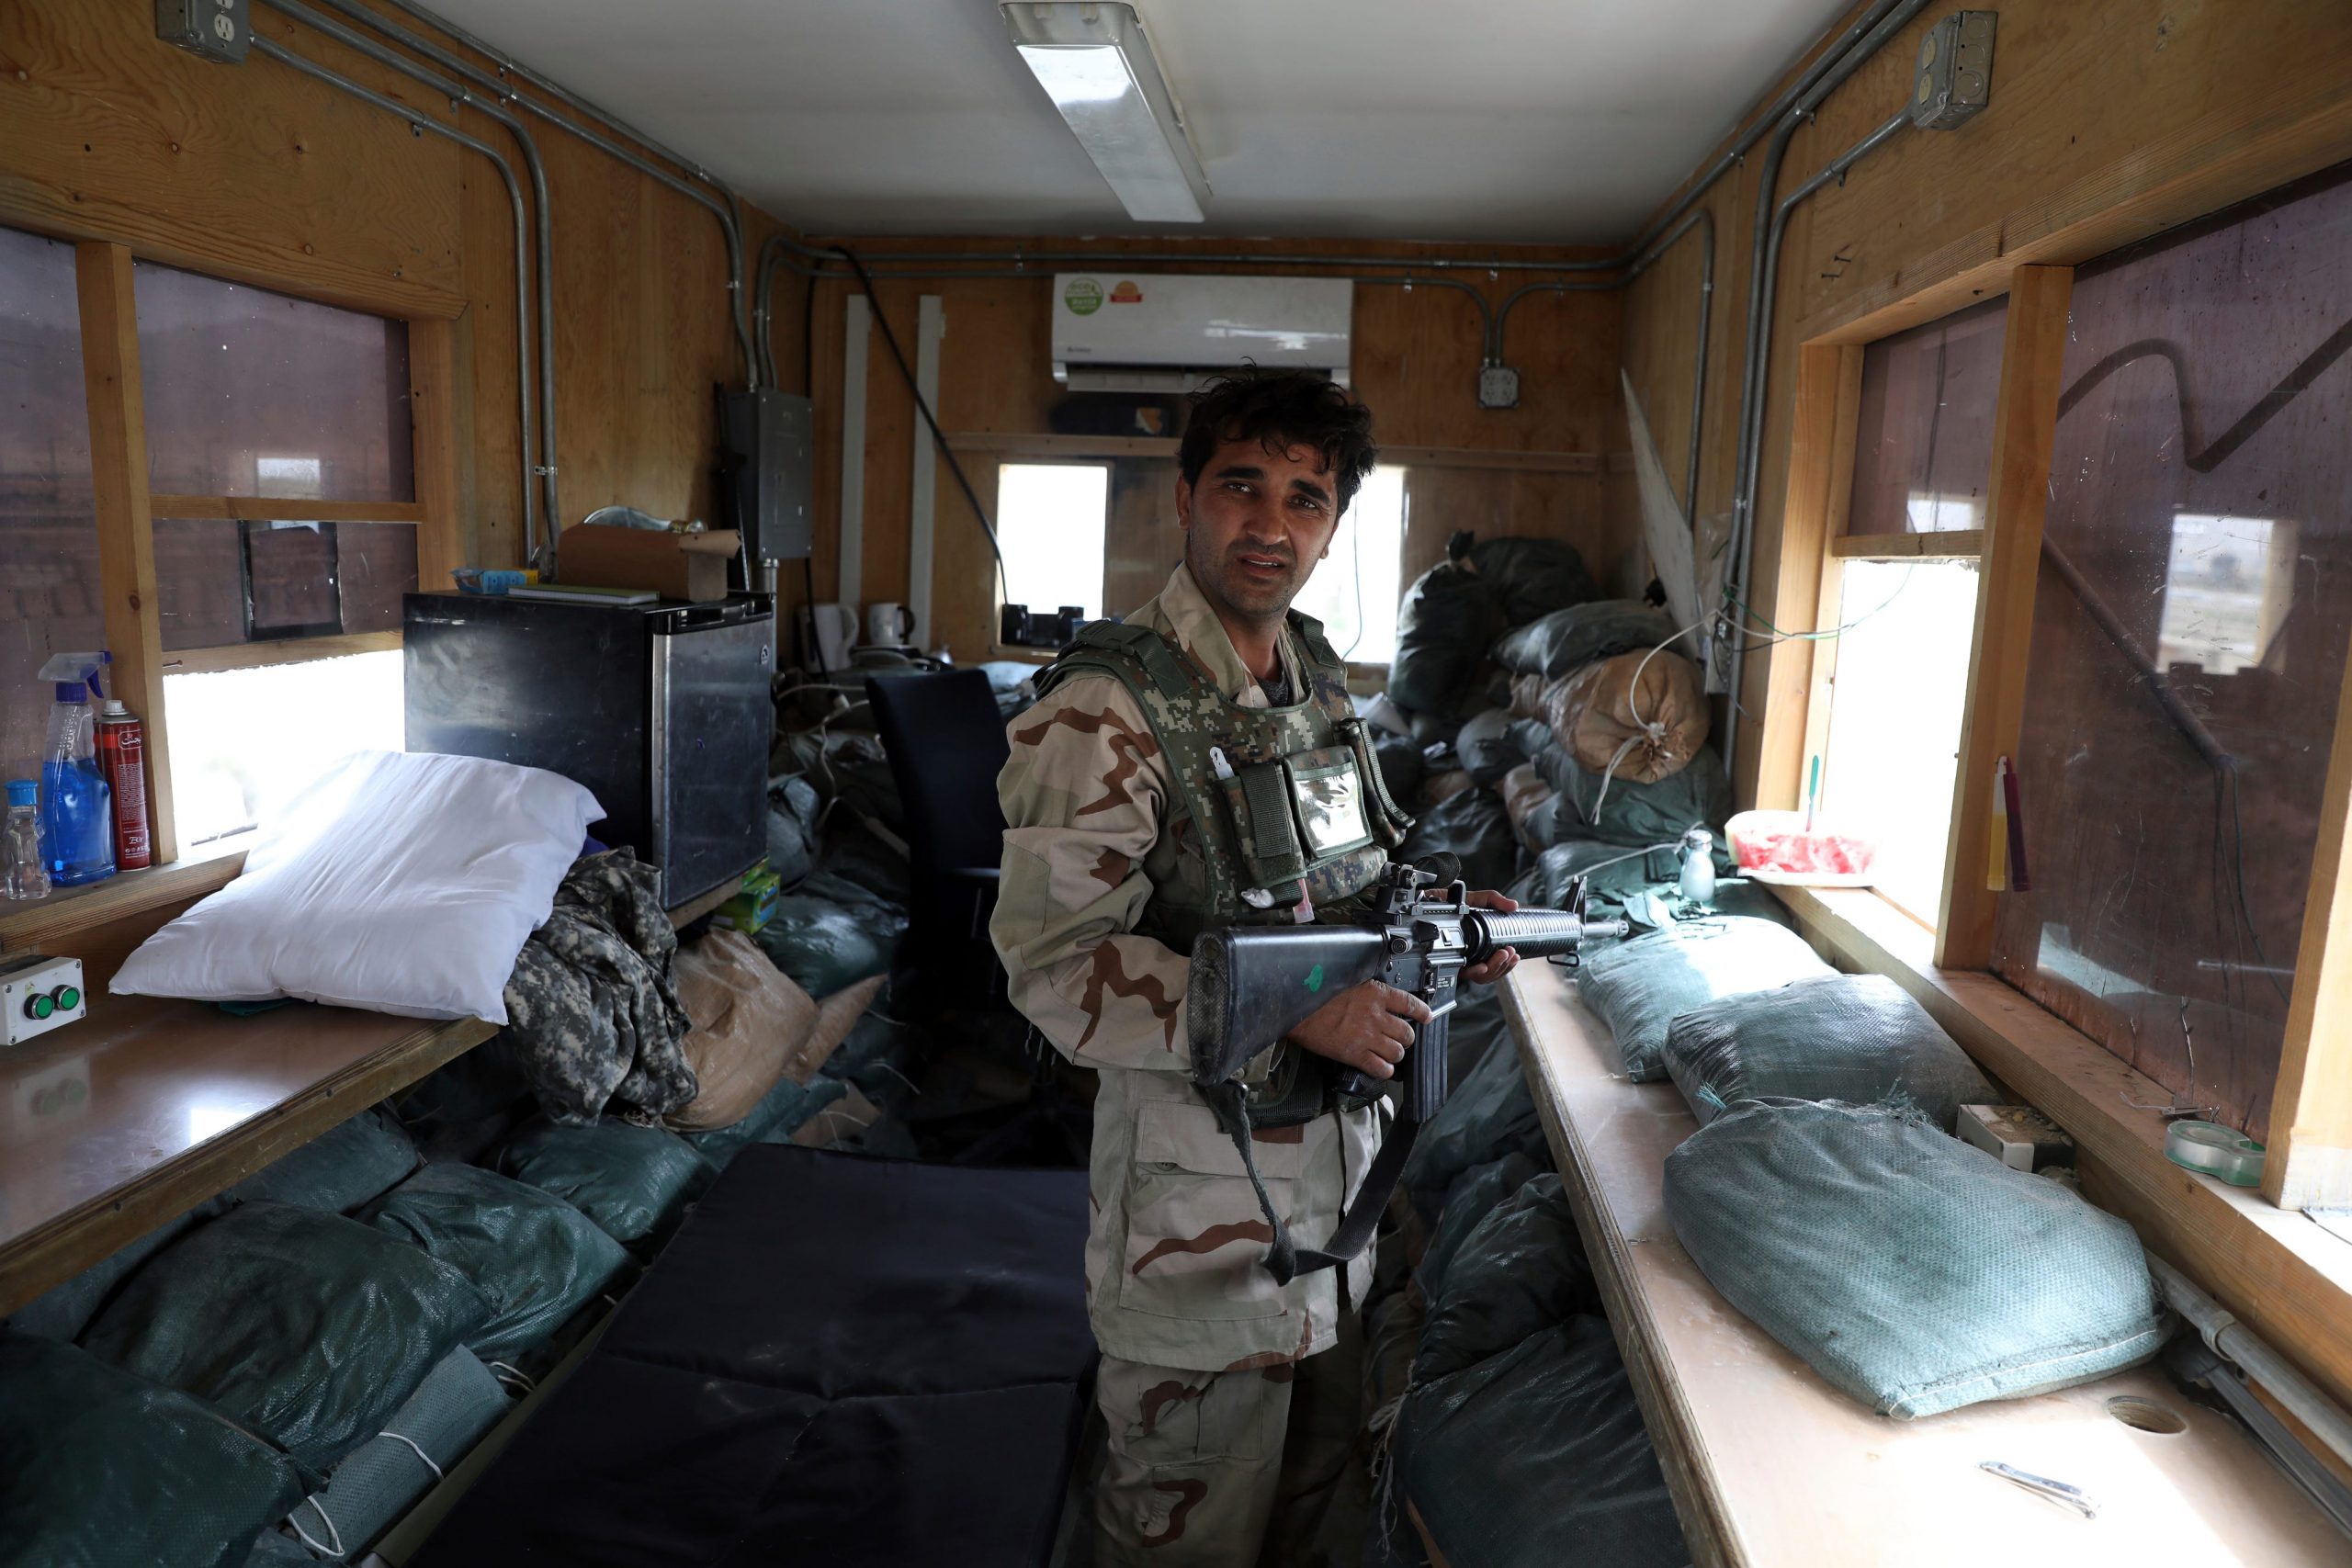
[502,851,696,1125]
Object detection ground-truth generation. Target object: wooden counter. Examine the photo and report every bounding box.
[0,986,492,1315]
[1498,961,2346,1567]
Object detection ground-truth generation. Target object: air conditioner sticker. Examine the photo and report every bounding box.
[1064,277,1103,316]
[1111,280,1144,304]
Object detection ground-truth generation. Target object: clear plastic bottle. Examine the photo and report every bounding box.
[5,780,50,901]
[1679,826,1717,909]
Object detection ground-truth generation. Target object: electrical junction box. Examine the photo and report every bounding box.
[2,954,87,1047]
[717,389,815,586]
[1911,10,1996,130]
[156,0,251,63]
[1477,366,1521,410]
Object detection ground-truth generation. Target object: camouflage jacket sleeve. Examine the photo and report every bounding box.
[991,672,1192,1074]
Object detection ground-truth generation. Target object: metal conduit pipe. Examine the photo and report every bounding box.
[258,0,559,564]
[310,0,758,389]
[2148,1256,2352,1474]
[1715,0,1939,773]
[252,35,539,565]
[1492,207,1715,513]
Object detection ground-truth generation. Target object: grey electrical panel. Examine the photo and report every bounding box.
[156,0,251,62]
[1911,10,1996,130]
[718,389,814,585]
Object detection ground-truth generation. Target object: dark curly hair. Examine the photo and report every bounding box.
[1178,369,1379,513]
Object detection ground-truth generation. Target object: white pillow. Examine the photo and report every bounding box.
[112,750,600,1023]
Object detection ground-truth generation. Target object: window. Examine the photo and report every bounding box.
[164,651,405,849]
[1815,558,1979,924]
[1991,164,2352,1139]
[1290,464,1407,664]
[998,462,1110,621]
[1848,297,2006,536]
[0,225,103,783]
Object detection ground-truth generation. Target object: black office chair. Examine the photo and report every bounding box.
[865,669,1012,1000]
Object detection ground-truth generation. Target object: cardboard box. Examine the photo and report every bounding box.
[558,524,741,603]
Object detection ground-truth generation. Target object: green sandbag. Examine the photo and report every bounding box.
[1,1331,306,1568]
[1418,1150,1541,1303]
[80,1201,489,1475]
[1664,1100,2166,1418]
[1415,1176,1597,1384]
[1405,1008,1546,1224]
[758,1076,851,1145]
[1530,742,1734,851]
[362,1164,629,1361]
[1492,600,1679,679]
[219,1104,419,1214]
[1391,554,1501,716]
[1661,972,1997,1132]
[1576,917,1832,1082]
[1,1209,199,1342]
[756,886,909,998]
[490,1118,717,1246]
[1396,785,1521,898]
[1472,536,1600,627]
[1397,1316,1685,1568]
[277,1348,508,1562]
[1373,726,1427,806]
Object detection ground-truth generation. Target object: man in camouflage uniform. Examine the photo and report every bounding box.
[992,372,1521,1566]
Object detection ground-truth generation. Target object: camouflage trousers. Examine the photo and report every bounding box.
[1093,1313,1366,1567]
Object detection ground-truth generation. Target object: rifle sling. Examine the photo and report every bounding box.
[1202,1079,1417,1288]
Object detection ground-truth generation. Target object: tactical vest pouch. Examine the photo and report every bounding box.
[1339,716,1415,849]
[1219,760,1311,892]
[1283,747,1376,859]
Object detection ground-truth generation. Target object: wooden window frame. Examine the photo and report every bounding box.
[1757,252,2352,1411]
[3,228,461,942]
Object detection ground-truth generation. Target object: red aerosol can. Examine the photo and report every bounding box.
[96,699,152,871]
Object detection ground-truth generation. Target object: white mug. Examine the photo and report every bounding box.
[806,603,858,671]
[866,603,916,649]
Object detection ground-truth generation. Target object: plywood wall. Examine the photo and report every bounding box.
[797,238,1634,663]
[0,0,807,573]
[1621,0,2352,807]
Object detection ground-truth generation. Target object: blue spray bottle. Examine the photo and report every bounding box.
[36,652,115,886]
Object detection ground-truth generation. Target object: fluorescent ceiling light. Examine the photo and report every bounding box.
[1001,3,1210,224]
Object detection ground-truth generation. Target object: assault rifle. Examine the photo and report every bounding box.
[1186,857,1627,1283]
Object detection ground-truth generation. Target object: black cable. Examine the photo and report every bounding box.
[831,244,1010,603]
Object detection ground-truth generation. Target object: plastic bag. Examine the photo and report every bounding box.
[1416,1175,1596,1383]
[1663,1100,2167,1417]
[1396,1315,1685,1568]
[220,1105,419,1215]
[1577,917,1831,1081]
[1531,742,1734,851]
[277,1348,508,1562]
[1396,786,1521,898]
[1552,650,1708,784]
[1662,973,1996,1131]
[0,1331,306,1568]
[80,1202,490,1474]
[1454,706,1527,785]
[1491,600,1679,680]
[363,1163,629,1362]
[490,1119,717,1247]
[1419,1150,1542,1303]
[1472,536,1600,626]
[1391,556,1504,717]
[755,883,908,998]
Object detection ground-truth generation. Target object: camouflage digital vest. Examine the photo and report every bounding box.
[1039,611,1415,954]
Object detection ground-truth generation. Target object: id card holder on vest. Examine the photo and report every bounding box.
[1283,747,1375,859]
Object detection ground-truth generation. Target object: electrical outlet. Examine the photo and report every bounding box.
[1911,10,1996,130]
[1477,366,1521,410]
[156,0,250,64]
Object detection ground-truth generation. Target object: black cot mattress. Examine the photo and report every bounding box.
[414,1145,1095,1567]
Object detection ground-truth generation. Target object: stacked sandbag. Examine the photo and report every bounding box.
[1498,762,1555,852]
[766,775,821,889]
[1577,918,1832,1081]
[1547,650,1708,784]
[1391,532,1601,725]
[1396,785,1521,899]
[1494,600,1679,682]
[1415,1177,1597,1383]
[1663,1100,2166,1417]
[1527,741,1735,852]
[1455,706,1530,785]
[1660,973,1996,1132]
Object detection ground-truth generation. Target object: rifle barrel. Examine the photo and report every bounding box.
[1465,907,1625,962]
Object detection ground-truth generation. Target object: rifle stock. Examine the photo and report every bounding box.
[1185,924,1387,1089]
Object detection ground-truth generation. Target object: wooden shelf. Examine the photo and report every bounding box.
[1492,962,2345,1568]
[0,985,493,1316]
[0,836,251,959]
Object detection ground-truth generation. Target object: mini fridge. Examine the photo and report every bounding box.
[403,592,774,910]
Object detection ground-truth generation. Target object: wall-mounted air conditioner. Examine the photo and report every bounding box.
[1050,274,1352,393]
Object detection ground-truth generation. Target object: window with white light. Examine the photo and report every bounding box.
[1290,464,1407,665]
[998,463,1110,621]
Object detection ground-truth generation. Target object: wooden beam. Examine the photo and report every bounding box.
[74,241,176,865]
[1935,266,2073,968]
[0,843,245,958]
[2265,616,2352,1210]
[940,431,1622,474]
[149,494,427,525]
[1752,343,1861,813]
[1829,528,1984,559]
[406,315,467,590]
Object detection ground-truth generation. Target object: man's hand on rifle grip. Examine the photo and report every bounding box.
[1289,980,1432,1082]
[1463,888,1522,985]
